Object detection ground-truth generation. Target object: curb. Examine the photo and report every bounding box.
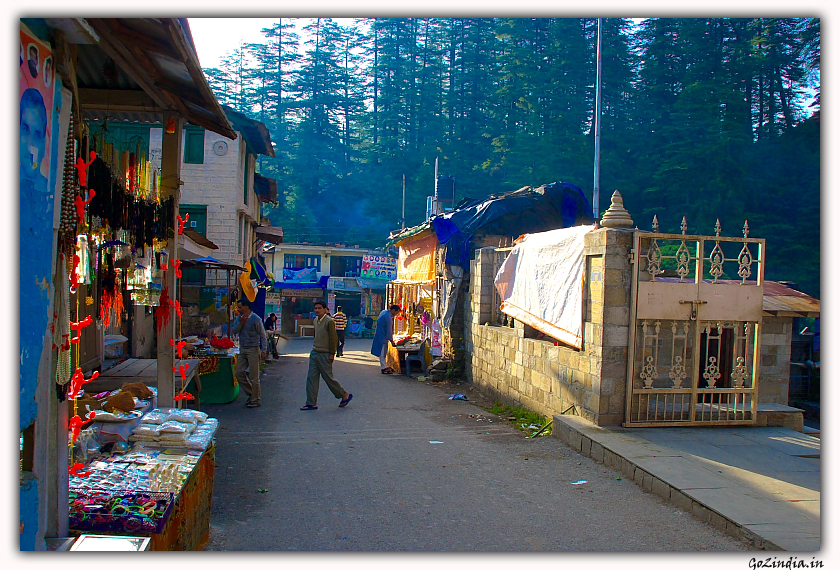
[552,415,791,551]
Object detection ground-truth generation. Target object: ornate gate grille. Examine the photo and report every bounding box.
[625,219,766,426]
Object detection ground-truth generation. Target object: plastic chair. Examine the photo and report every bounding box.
[404,340,428,377]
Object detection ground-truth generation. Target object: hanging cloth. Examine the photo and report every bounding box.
[75,234,92,286]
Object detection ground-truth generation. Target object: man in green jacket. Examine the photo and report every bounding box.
[300,300,353,410]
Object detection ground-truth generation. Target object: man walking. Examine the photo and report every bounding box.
[371,305,401,374]
[333,306,348,356]
[231,298,268,408]
[300,300,353,411]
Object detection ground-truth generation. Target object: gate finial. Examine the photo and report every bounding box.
[743,220,750,238]
[652,215,659,232]
[714,219,722,237]
[680,216,688,235]
[600,190,634,228]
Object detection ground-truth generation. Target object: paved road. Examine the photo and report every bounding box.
[202,338,752,552]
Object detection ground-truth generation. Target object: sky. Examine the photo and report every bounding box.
[188,18,282,69]
[187,17,651,70]
[189,18,359,69]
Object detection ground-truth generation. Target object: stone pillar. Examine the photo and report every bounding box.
[582,190,636,425]
[472,247,496,326]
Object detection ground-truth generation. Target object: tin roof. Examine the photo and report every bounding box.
[761,281,821,317]
[42,18,236,139]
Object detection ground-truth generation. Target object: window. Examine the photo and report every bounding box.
[238,216,243,254]
[183,126,205,164]
[243,153,251,205]
[284,254,321,272]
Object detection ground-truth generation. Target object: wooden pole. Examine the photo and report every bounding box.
[156,112,183,408]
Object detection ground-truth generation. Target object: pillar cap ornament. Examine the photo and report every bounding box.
[600,190,634,228]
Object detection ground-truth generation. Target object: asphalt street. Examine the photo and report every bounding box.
[201,338,752,552]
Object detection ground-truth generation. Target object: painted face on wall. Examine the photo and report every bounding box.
[20,88,47,187]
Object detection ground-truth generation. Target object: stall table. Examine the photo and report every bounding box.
[85,358,200,406]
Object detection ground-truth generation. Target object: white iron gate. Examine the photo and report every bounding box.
[625,219,766,426]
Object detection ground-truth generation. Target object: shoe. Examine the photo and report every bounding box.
[339,393,353,408]
[381,368,395,375]
[246,401,261,408]
[300,404,318,411]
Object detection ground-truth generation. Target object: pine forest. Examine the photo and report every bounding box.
[202,17,820,298]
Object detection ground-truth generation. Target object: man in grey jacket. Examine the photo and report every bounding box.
[300,300,352,411]
[231,298,268,408]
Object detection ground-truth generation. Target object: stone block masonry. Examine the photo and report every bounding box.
[462,230,790,427]
[464,232,632,425]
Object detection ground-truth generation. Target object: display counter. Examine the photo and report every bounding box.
[187,356,239,404]
[69,406,218,551]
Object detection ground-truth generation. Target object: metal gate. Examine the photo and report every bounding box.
[625,218,765,426]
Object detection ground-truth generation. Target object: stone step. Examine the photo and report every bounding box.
[756,403,804,432]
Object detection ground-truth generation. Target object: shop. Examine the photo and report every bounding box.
[20,18,237,550]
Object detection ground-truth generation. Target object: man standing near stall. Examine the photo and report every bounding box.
[231,298,267,408]
[333,306,348,357]
[371,305,401,374]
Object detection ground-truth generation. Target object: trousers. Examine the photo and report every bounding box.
[235,346,261,404]
[336,330,346,356]
[306,350,346,406]
[379,343,388,368]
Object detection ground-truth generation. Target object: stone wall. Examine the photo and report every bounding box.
[758,315,793,404]
[464,228,634,426]
[462,229,791,426]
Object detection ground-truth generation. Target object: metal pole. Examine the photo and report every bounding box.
[434,157,439,216]
[402,174,406,229]
[593,18,603,220]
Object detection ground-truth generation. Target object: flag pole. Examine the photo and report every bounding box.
[593,17,603,220]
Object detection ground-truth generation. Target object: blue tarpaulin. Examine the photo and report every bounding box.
[273,275,330,289]
[431,182,593,268]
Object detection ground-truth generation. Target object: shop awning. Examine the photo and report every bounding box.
[357,278,391,290]
[272,275,330,290]
[179,229,219,260]
[255,225,284,245]
[397,233,438,283]
[254,173,278,204]
[180,258,246,272]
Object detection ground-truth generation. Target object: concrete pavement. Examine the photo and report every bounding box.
[201,338,752,551]
[552,415,821,551]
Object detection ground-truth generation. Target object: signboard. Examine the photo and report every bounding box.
[266,291,283,304]
[328,294,336,313]
[280,288,323,298]
[361,255,397,280]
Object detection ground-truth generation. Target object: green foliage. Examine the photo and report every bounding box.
[205,17,819,298]
[490,402,552,435]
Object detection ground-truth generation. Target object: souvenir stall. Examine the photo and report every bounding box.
[383,231,440,373]
[54,109,219,552]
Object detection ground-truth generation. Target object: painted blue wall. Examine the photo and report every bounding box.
[20,18,59,431]
[20,473,39,550]
[20,19,63,550]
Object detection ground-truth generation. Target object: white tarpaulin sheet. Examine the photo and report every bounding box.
[494,225,594,348]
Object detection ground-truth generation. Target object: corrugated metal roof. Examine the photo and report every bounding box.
[222,106,275,157]
[43,18,236,139]
[761,281,821,316]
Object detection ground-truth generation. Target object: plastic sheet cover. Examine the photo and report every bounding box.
[397,233,438,283]
[494,225,594,349]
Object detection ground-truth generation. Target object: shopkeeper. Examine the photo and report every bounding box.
[231,298,268,408]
